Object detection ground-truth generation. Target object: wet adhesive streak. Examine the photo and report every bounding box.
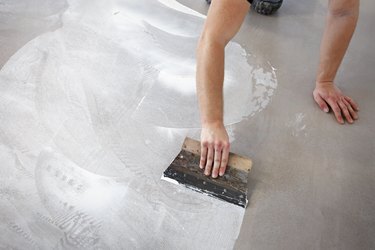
[0,0,277,249]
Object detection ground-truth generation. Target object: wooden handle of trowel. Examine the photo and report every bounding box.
[182,137,252,173]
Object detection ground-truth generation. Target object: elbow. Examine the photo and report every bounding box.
[197,30,229,54]
[328,0,359,18]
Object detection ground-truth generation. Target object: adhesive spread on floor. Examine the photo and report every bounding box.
[0,0,277,249]
[0,0,68,67]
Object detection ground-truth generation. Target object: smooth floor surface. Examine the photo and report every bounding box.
[1,0,375,249]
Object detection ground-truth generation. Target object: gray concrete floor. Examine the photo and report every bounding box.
[1,0,374,249]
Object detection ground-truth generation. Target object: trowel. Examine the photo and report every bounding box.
[162,137,252,208]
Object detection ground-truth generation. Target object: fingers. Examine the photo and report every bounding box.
[342,98,358,120]
[200,140,229,178]
[326,98,344,124]
[204,145,214,176]
[344,96,359,111]
[219,142,230,177]
[313,93,329,113]
[211,143,222,178]
[338,100,353,124]
[313,84,359,124]
[200,143,208,169]
[325,96,359,124]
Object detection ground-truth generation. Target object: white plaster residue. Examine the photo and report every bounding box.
[226,124,236,143]
[127,6,278,127]
[158,0,206,18]
[157,65,196,94]
[161,175,180,185]
[286,113,308,137]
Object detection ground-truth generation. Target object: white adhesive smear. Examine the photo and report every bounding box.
[0,0,277,249]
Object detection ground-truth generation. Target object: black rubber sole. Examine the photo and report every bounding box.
[253,0,283,15]
[205,0,282,16]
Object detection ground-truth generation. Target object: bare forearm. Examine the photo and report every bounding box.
[317,0,359,83]
[196,38,225,126]
[313,0,360,124]
[196,0,249,127]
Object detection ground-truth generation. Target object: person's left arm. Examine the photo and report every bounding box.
[313,0,360,124]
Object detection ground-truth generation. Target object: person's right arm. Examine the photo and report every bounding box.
[196,0,250,178]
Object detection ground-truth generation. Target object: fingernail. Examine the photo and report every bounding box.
[324,107,329,113]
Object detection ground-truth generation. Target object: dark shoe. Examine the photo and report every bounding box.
[252,0,283,15]
[205,0,282,16]
[205,0,252,4]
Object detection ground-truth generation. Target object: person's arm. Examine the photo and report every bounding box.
[196,0,250,178]
[313,0,360,124]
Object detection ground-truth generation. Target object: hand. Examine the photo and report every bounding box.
[200,122,230,178]
[313,81,359,124]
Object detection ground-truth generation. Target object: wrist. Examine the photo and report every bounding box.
[201,119,224,128]
[315,80,334,87]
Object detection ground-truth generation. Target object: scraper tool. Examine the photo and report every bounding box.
[162,137,252,208]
